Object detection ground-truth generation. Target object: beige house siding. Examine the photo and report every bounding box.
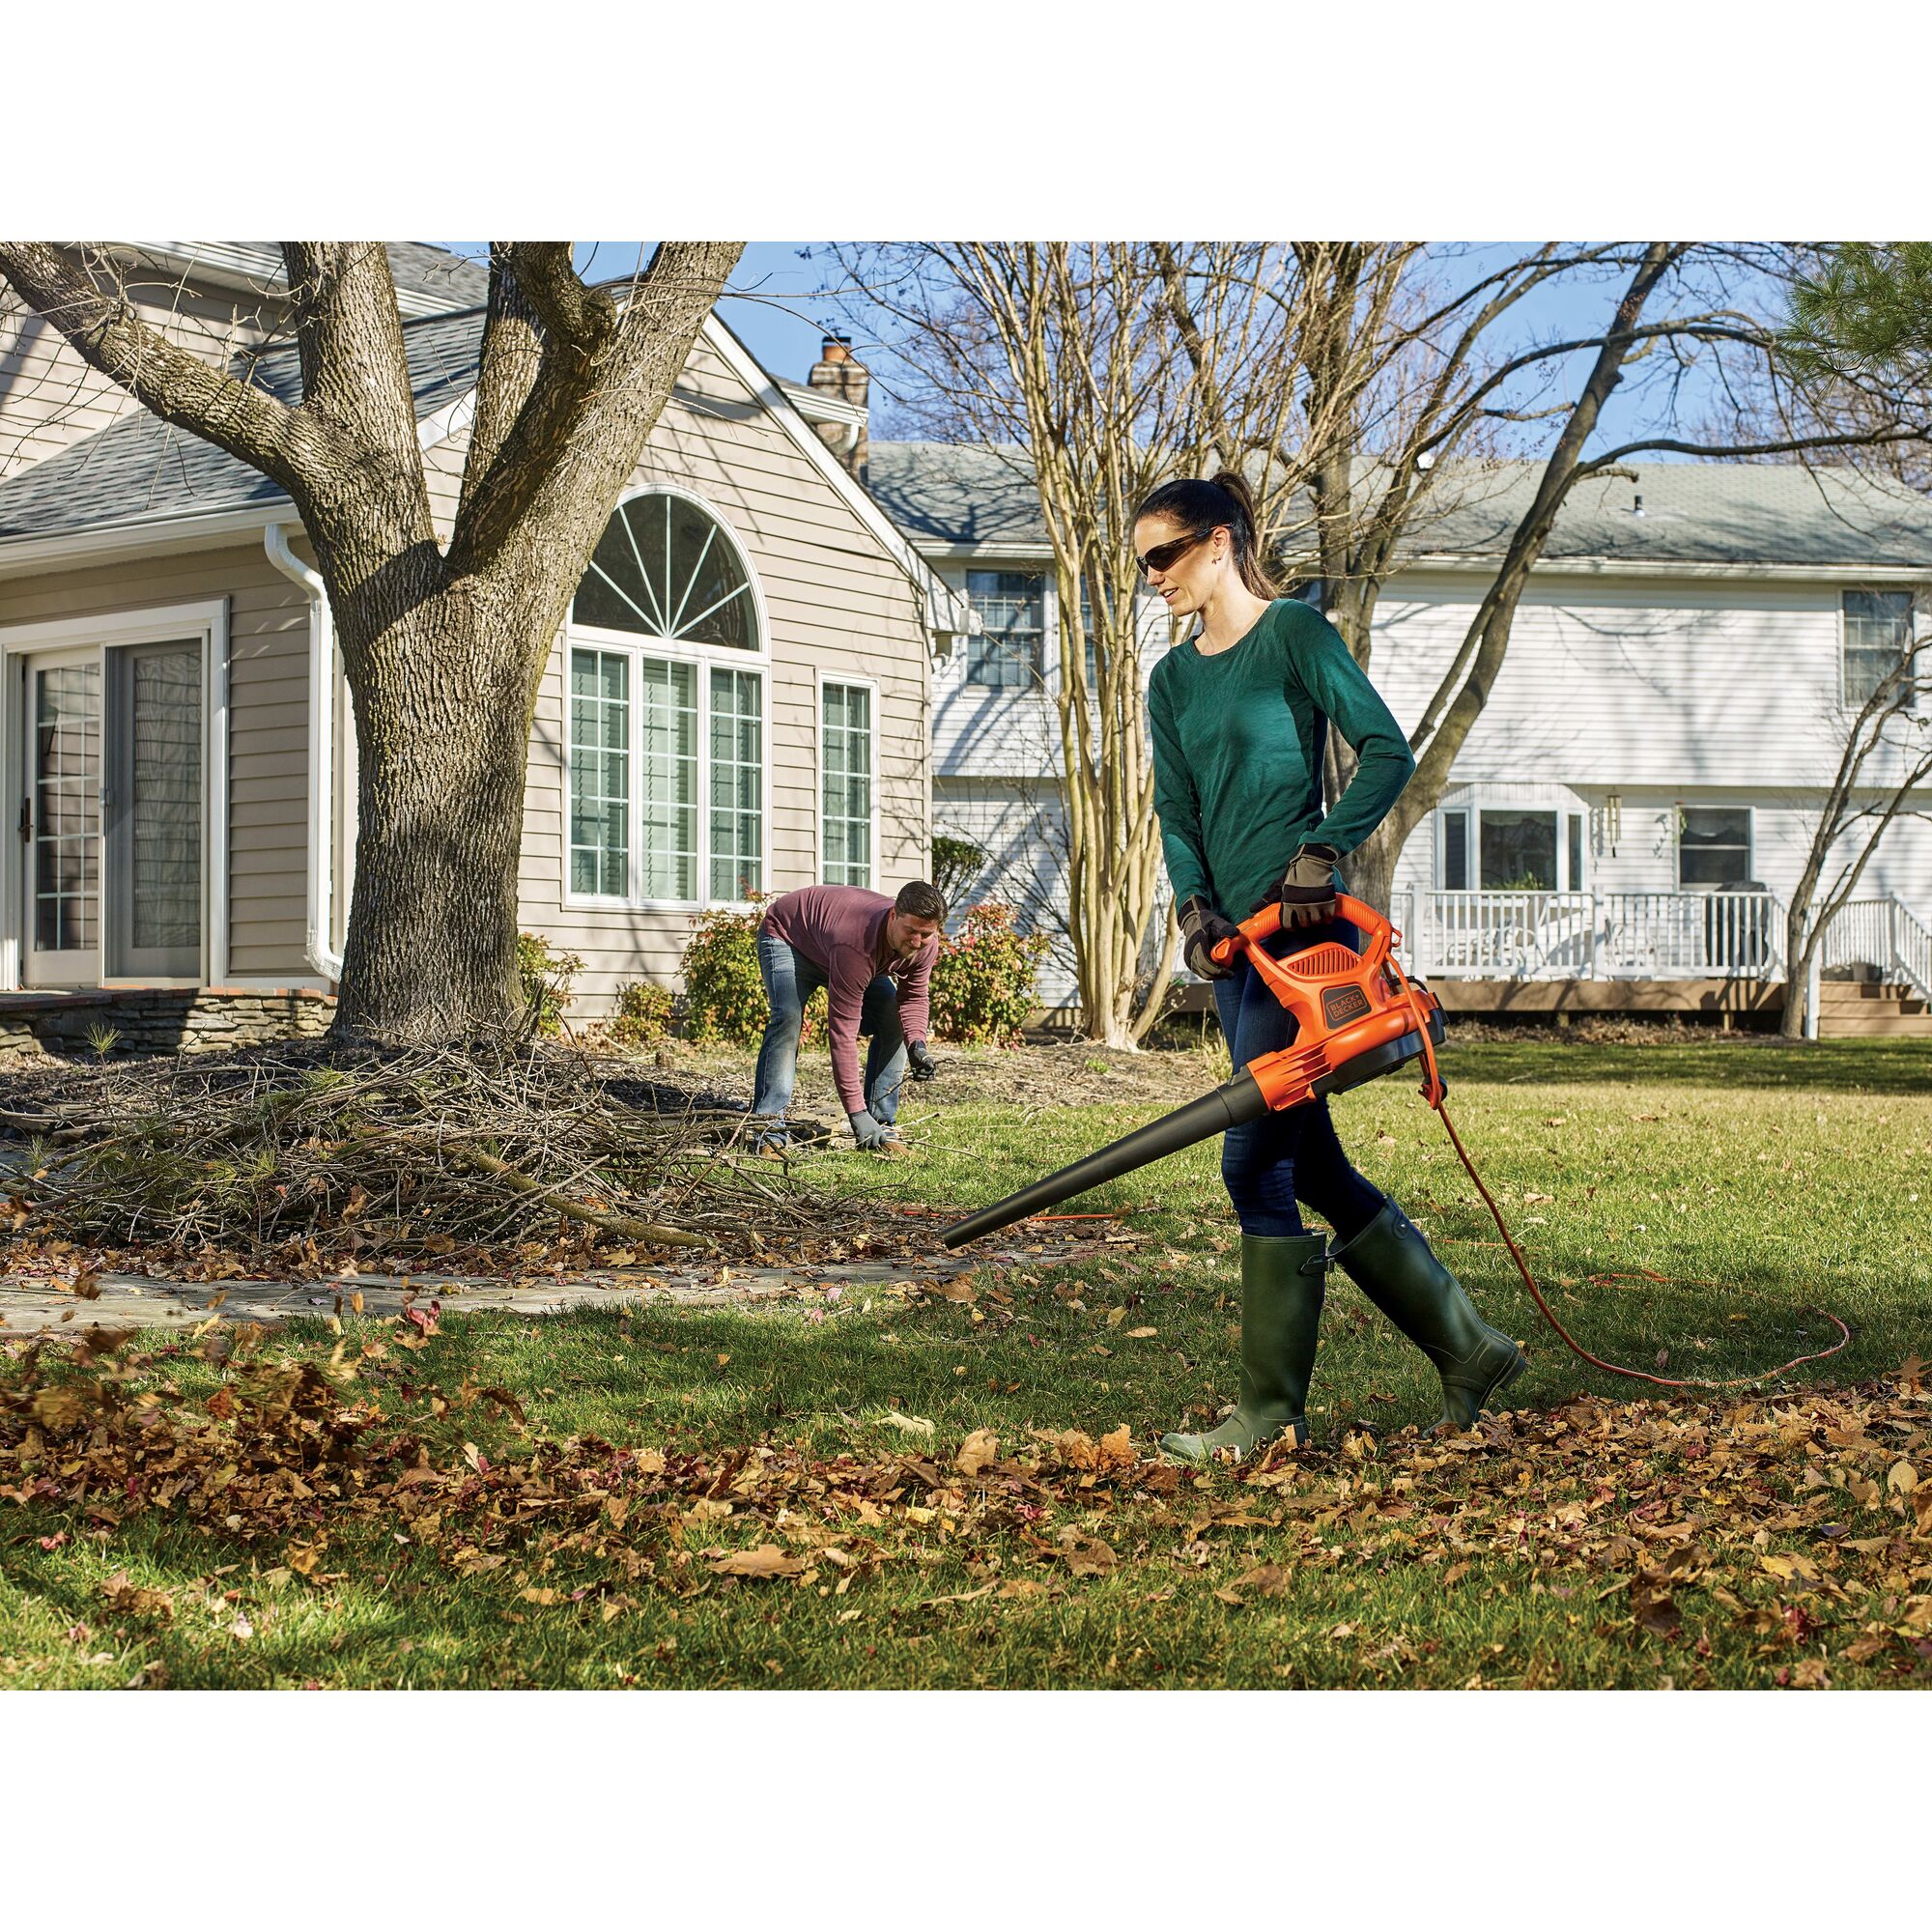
[0,541,315,980]
[506,332,933,1008]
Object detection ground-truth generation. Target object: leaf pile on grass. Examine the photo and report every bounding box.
[5,1327,1929,1685]
[0,1038,884,1274]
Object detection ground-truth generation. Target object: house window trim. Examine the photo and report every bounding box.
[1673,803,1755,892]
[1436,801,1585,894]
[1837,586,1922,715]
[952,561,1153,700]
[571,482,773,670]
[562,486,771,914]
[815,668,881,893]
[962,565,1048,692]
[560,639,767,915]
[0,598,229,992]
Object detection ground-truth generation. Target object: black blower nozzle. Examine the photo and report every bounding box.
[938,1069,1267,1248]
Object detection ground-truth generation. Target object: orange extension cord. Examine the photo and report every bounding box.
[1430,1094,1850,1390]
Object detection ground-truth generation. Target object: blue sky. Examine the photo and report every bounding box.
[436,242,1793,462]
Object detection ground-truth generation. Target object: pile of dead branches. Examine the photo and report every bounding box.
[0,1037,874,1268]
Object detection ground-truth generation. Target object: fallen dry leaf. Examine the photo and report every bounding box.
[708,1545,804,1579]
[954,1429,999,1478]
[1056,1527,1117,1577]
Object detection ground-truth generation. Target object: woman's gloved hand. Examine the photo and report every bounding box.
[907,1039,937,1082]
[1278,842,1342,929]
[1179,895,1243,980]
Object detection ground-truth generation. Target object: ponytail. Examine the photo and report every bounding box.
[1134,470,1277,598]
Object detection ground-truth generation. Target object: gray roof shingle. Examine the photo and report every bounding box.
[867,441,1932,572]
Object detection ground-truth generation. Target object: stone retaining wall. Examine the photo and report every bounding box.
[0,988,334,1065]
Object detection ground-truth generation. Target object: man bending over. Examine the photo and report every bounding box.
[752,880,945,1154]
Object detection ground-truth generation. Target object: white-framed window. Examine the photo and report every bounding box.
[708,666,763,901]
[964,569,1045,688]
[1841,589,1920,710]
[1438,806,1587,892]
[820,677,877,889]
[565,488,766,909]
[1677,806,1753,889]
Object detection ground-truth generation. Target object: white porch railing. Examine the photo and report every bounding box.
[1396,887,1932,996]
[1891,899,1932,1005]
[1815,896,1932,1004]
[1397,890,1787,981]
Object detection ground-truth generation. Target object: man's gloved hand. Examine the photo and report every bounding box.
[908,1039,937,1083]
[849,1109,908,1155]
[1179,895,1243,980]
[1279,843,1342,929]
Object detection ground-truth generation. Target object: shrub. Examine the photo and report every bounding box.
[680,903,767,1046]
[607,980,675,1051]
[680,895,829,1049]
[929,902,1047,1046]
[931,832,987,910]
[517,931,585,1037]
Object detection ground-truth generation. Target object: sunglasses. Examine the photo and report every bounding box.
[1134,527,1214,579]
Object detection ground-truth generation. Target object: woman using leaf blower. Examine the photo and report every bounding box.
[1139,473,1527,1463]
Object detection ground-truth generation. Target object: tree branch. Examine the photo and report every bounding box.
[0,240,319,492]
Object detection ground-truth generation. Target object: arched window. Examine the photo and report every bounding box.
[573,490,758,651]
[565,489,765,908]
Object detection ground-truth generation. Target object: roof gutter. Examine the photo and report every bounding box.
[262,524,343,985]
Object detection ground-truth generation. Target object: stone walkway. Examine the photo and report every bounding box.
[0,1225,1136,1336]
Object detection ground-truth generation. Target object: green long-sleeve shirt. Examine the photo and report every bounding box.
[1147,597,1415,921]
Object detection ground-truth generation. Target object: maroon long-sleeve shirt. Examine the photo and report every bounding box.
[759,886,936,1115]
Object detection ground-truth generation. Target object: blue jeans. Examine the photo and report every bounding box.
[752,931,909,1125]
[1211,918,1384,1241]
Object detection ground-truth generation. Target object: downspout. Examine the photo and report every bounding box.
[263,525,344,984]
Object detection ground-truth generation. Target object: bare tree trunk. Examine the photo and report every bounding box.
[332,586,549,1039]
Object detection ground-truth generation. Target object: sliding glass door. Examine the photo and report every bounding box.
[19,640,203,985]
[106,641,203,978]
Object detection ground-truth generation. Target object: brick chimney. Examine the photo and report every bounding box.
[808,331,869,483]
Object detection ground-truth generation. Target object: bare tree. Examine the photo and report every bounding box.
[842,242,1203,1047]
[1161,242,1931,915]
[1777,613,1932,1037]
[0,241,743,1043]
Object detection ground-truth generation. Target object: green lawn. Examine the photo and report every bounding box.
[4,1037,1929,1690]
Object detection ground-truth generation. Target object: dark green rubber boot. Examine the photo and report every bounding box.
[1160,1233,1328,1465]
[1329,1198,1526,1434]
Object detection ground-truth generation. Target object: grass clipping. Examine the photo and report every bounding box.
[1,1038,860,1268]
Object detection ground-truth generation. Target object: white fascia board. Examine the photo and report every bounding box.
[1384,553,1932,583]
[699,318,972,637]
[0,502,299,580]
[776,378,867,429]
[919,540,1054,564]
[418,389,477,452]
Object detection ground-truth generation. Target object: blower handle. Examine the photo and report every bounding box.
[1208,891,1392,970]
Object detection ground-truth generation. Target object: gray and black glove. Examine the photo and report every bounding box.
[1279,843,1341,930]
[1179,895,1243,980]
[848,1109,904,1152]
[907,1039,937,1082]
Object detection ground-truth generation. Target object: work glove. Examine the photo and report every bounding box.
[1179,895,1242,980]
[908,1039,937,1082]
[1278,842,1342,930]
[849,1109,907,1155]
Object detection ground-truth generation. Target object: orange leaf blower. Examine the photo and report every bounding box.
[941,894,1444,1249]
